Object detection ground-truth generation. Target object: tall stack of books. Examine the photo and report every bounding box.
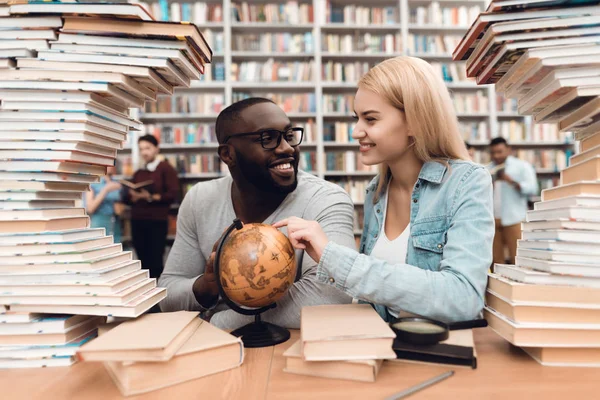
[0,1,211,367]
[454,0,600,367]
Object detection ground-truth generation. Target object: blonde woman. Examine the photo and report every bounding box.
[274,56,494,323]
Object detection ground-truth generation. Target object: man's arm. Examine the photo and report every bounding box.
[158,186,206,312]
[210,187,356,330]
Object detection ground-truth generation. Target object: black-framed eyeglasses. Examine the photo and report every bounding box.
[223,127,304,150]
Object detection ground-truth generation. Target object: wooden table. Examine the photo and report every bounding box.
[2,328,599,400]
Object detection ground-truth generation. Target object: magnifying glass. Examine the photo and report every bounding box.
[390,317,488,345]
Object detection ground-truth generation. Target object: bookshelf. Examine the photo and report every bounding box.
[123,0,575,236]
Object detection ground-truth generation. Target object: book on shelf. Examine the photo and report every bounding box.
[233,1,313,24]
[410,2,481,27]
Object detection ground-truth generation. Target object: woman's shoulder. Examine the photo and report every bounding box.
[446,159,491,182]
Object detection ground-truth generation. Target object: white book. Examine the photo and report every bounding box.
[0,251,132,274]
[0,191,84,201]
[0,149,115,167]
[0,312,42,324]
[0,270,148,296]
[0,49,35,58]
[0,80,143,108]
[0,101,142,131]
[0,39,49,50]
[0,236,113,256]
[517,248,600,264]
[518,239,600,255]
[0,180,89,192]
[0,160,107,176]
[522,229,600,244]
[0,171,99,184]
[0,207,85,220]
[9,287,167,318]
[0,29,57,40]
[0,243,122,264]
[0,200,77,210]
[526,207,600,222]
[0,90,127,114]
[534,196,600,211]
[0,110,128,133]
[0,331,95,360]
[0,315,94,335]
[516,256,600,277]
[0,278,155,306]
[0,260,141,285]
[0,228,105,245]
[8,2,154,21]
[522,220,600,232]
[49,43,200,80]
[0,131,123,150]
[0,356,75,368]
[495,264,600,288]
[0,16,63,29]
[0,141,117,158]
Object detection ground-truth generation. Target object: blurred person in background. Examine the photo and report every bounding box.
[85,165,124,243]
[488,137,537,265]
[123,134,180,280]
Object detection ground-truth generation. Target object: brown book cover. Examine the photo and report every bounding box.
[561,156,600,184]
[541,181,600,201]
[283,339,382,382]
[77,311,201,362]
[103,322,243,396]
[301,304,396,361]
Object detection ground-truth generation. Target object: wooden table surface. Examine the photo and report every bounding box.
[2,328,599,400]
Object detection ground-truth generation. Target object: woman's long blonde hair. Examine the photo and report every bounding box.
[357,56,469,201]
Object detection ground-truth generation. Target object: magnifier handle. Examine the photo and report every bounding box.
[448,318,488,331]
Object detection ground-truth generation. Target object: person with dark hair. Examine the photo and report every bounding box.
[465,141,476,160]
[158,97,355,330]
[123,134,180,279]
[488,136,537,265]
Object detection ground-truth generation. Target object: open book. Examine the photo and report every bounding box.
[119,179,153,191]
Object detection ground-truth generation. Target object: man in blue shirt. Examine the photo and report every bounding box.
[488,137,538,265]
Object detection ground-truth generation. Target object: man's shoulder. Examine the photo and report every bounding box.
[185,176,231,203]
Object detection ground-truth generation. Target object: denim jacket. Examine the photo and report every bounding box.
[316,160,494,323]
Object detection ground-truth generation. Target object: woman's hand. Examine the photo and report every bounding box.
[272,217,329,263]
[104,181,122,193]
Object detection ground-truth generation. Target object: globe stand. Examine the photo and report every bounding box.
[230,314,290,348]
[214,219,291,348]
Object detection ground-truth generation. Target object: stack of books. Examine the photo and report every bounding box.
[77,311,243,396]
[0,310,103,368]
[283,304,396,382]
[0,0,212,367]
[454,0,600,367]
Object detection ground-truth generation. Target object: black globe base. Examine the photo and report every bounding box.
[230,314,290,348]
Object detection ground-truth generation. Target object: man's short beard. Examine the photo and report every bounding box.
[234,149,298,194]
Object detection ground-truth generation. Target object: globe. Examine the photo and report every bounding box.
[218,222,297,309]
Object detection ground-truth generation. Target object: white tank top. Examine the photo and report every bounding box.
[370,190,410,318]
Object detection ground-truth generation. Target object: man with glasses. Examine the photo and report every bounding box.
[159,98,355,329]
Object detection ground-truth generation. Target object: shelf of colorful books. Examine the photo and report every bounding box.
[231,22,314,31]
[139,113,219,122]
[456,113,490,118]
[468,141,574,147]
[320,24,402,32]
[178,172,227,180]
[321,52,405,60]
[323,142,359,148]
[230,82,316,89]
[231,52,315,59]
[188,81,227,89]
